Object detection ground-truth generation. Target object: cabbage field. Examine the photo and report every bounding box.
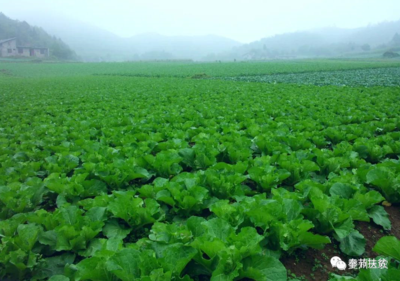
[0,60,400,281]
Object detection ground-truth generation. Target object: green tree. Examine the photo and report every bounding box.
[0,12,77,60]
[391,33,400,46]
[361,44,371,51]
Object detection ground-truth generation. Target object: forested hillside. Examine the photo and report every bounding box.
[228,20,400,59]
[0,11,241,61]
[0,12,77,60]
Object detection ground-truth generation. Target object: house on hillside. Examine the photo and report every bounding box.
[0,38,49,58]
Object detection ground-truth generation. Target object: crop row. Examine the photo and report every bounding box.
[221,67,400,87]
[1,75,400,280]
[1,59,400,78]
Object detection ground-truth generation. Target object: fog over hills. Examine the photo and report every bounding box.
[1,11,241,61]
[0,12,76,60]
[1,10,399,61]
[229,20,400,60]
[126,33,242,61]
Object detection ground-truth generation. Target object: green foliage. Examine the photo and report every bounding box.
[0,60,399,280]
[226,67,400,87]
[0,13,76,60]
[329,236,400,281]
[373,236,400,261]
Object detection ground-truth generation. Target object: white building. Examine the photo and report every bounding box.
[0,38,49,58]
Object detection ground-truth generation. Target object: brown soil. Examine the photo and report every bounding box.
[385,205,400,239]
[283,242,348,281]
[282,204,400,281]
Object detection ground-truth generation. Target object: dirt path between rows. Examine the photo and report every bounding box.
[282,204,399,280]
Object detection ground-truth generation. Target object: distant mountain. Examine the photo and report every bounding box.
[126,33,242,60]
[3,9,399,61]
[0,12,77,60]
[230,20,400,60]
[345,21,400,46]
[2,11,241,61]
[0,11,130,61]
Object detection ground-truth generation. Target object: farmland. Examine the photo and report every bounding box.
[0,59,400,281]
[223,67,400,87]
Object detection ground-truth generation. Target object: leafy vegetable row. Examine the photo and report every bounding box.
[1,74,399,280]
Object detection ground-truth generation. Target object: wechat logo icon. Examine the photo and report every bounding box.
[331,256,347,270]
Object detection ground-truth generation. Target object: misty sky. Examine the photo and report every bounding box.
[1,0,400,43]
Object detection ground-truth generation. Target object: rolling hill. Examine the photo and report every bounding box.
[0,12,77,60]
[1,11,241,61]
[231,20,400,59]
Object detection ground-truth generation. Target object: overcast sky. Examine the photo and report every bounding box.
[1,0,400,43]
